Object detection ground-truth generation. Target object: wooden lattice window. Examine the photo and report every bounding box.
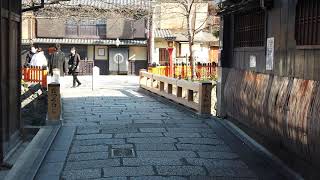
[65,19,106,38]
[159,48,169,65]
[295,0,320,46]
[234,10,265,47]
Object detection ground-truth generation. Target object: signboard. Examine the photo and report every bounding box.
[266,37,275,70]
[48,83,61,121]
[249,55,256,68]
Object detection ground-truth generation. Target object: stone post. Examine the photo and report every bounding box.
[199,82,212,115]
[47,83,61,125]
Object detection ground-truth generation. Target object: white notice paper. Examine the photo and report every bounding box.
[266,37,275,70]
[250,55,256,68]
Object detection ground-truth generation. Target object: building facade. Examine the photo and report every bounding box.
[217,0,320,178]
[22,0,149,75]
[150,1,219,65]
[1,0,22,164]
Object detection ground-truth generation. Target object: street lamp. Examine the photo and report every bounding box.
[115,38,121,74]
[116,38,121,47]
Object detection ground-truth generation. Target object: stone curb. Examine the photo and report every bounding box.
[215,118,304,180]
[5,125,61,180]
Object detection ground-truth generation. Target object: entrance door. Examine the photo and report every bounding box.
[109,48,129,75]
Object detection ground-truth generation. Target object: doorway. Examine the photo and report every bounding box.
[109,48,129,75]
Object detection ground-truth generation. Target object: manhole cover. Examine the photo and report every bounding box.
[111,148,135,158]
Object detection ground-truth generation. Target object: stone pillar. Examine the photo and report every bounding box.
[47,83,61,125]
[199,82,212,115]
[92,66,100,90]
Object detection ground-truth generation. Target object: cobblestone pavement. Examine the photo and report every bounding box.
[36,76,286,180]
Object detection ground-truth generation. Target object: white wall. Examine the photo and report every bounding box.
[180,42,210,63]
[129,46,147,61]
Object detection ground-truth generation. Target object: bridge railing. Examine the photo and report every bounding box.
[139,70,212,115]
[22,66,48,88]
[148,62,217,80]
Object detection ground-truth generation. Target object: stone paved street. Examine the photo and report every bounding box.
[36,76,286,180]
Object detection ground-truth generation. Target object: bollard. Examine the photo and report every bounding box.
[92,66,100,90]
[199,82,212,115]
[47,83,61,125]
[52,68,60,83]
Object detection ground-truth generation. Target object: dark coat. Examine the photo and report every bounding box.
[24,51,34,67]
[68,53,81,74]
[49,50,66,76]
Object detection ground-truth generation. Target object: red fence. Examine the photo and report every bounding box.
[22,66,48,88]
[148,63,217,80]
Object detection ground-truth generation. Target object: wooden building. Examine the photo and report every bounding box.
[22,0,149,75]
[216,0,320,178]
[151,2,220,65]
[0,0,22,165]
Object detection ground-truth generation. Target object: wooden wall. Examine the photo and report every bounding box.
[224,69,320,168]
[219,0,320,177]
[0,0,22,163]
[223,0,320,81]
[35,17,146,39]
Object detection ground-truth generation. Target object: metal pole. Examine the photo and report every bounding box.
[92,46,95,91]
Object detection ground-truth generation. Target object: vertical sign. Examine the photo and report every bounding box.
[48,83,61,121]
[266,37,275,70]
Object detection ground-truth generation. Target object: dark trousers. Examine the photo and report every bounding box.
[72,72,81,87]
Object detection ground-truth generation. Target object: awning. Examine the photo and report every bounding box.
[154,29,175,39]
[217,0,273,15]
[21,38,147,46]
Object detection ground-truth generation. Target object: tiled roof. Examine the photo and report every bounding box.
[22,38,147,45]
[22,0,150,9]
[154,29,175,39]
[64,0,150,8]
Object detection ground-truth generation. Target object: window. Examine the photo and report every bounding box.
[159,48,169,65]
[295,0,320,46]
[65,19,106,38]
[234,10,265,47]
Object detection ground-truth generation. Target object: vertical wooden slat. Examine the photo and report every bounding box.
[317,0,320,44]
[234,10,265,47]
[0,0,3,164]
[296,0,320,45]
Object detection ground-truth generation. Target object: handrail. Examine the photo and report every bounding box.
[139,69,212,115]
[148,63,217,80]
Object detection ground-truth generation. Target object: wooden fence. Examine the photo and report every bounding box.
[224,69,320,167]
[140,70,212,115]
[78,60,94,75]
[22,66,48,88]
[148,63,217,80]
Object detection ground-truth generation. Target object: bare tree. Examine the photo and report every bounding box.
[153,0,211,79]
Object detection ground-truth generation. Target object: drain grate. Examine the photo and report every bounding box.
[111,148,135,158]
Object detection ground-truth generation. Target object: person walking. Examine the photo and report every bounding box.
[30,47,48,68]
[68,47,81,88]
[24,45,37,67]
[49,43,66,76]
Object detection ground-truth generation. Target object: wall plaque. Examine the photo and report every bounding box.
[266,37,275,70]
